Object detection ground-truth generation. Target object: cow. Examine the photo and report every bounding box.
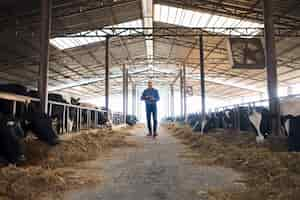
[28,90,76,134]
[70,97,108,128]
[249,98,300,151]
[0,113,26,164]
[0,84,60,163]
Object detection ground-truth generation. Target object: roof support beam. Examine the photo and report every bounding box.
[105,36,110,117]
[263,0,280,136]
[199,35,206,119]
[39,0,52,114]
[142,0,154,71]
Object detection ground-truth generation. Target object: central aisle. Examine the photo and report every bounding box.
[64,125,243,200]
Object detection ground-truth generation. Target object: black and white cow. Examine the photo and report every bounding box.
[0,84,60,163]
[28,90,76,134]
[0,113,26,164]
[249,98,300,151]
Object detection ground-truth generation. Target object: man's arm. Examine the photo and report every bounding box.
[154,89,160,102]
[141,90,147,101]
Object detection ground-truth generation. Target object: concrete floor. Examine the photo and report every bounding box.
[63,125,243,200]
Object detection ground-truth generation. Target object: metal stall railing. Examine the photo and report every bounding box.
[0,92,109,135]
[112,112,125,125]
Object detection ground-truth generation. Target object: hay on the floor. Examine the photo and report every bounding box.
[0,126,138,200]
[167,123,300,200]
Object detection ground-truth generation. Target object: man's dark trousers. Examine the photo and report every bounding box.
[146,103,157,134]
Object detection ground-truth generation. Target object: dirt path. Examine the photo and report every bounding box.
[63,125,244,200]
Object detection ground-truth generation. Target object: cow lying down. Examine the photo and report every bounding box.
[0,112,60,164]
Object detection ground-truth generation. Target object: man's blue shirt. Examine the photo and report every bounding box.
[141,88,160,105]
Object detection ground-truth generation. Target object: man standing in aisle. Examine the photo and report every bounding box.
[141,81,160,138]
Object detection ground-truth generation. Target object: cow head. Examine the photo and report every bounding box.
[29,113,60,146]
[0,115,26,164]
[71,97,80,105]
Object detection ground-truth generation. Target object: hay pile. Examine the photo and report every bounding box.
[167,123,300,200]
[24,129,136,168]
[0,127,137,200]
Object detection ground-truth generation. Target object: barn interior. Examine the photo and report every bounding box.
[2,0,300,120]
[1,0,300,199]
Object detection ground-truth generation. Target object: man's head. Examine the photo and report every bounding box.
[148,81,153,89]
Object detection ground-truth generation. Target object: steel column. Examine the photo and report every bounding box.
[179,69,183,117]
[125,69,129,121]
[183,64,187,121]
[105,36,110,119]
[263,0,280,136]
[39,0,52,113]
[199,35,206,119]
[170,85,174,118]
[122,64,126,123]
[132,84,137,116]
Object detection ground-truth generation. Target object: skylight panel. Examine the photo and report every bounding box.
[154,4,263,36]
[174,8,183,24]
[154,4,160,21]
[160,5,169,22]
[50,19,142,50]
[207,15,220,27]
[190,12,202,27]
[197,13,212,27]
[167,6,177,24]
[214,16,227,27]
[182,10,194,27]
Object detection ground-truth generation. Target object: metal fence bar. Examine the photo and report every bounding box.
[12,101,16,116]
[49,103,52,116]
[76,108,80,132]
[62,105,66,134]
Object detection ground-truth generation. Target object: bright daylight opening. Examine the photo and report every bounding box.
[50,19,143,50]
[154,4,264,36]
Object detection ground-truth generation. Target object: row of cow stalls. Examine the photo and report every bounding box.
[0,82,140,164]
[160,1,300,152]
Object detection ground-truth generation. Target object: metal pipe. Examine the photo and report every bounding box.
[125,69,129,122]
[62,105,66,134]
[76,108,79,132]
[66,106,69,133]
[235,106,240,133]
[39,0,52,113]
[183,64,187,121]
[263,0,280,136]
[79,109,82,131]
[132,84,136,116]
[87,110,90,129]
[180,69,183,117]
[49,103,52,116]
[170,85,174,118]
[122,64,126,123]
[95,111,97,128]
[105,36,110,119]
[12,101,16,116]
[199,35,206,120]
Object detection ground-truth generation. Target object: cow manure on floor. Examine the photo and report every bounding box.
[167,123,300,200]
[0,127,138,200]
